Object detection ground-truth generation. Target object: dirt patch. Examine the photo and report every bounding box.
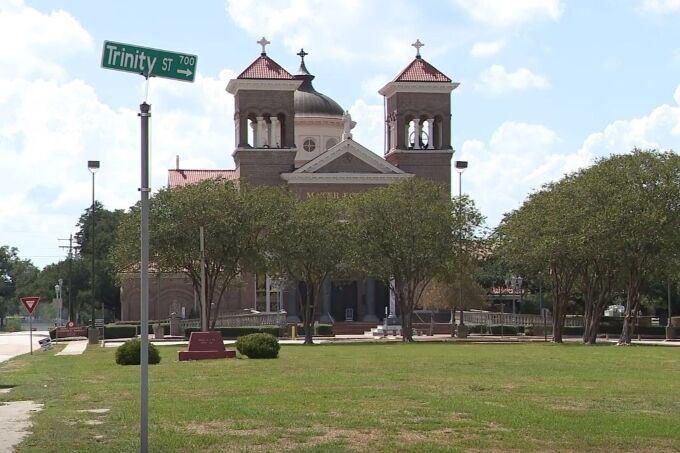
[0,400,43,453]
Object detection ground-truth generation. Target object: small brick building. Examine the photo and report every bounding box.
[120,39,459,324]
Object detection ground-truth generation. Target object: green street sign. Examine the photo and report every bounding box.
[101,41,197,82]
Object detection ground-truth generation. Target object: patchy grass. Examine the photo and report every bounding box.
[1,342,679,452]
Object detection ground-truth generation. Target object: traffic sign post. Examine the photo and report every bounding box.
[21,297,40,355]
[101,41,197,82]
[101,39,197,453]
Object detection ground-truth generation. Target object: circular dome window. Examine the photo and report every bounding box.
[303,138,316,152]
[326,138,338,150]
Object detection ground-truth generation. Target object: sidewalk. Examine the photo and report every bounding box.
[101,333,680,348]
[55,340,88,356]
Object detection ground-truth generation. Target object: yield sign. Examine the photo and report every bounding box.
[21,296,40,315]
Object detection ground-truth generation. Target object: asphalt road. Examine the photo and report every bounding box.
[0,331,50,363]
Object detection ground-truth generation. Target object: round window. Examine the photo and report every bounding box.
[303,138,316,152]
[325,138,338,150]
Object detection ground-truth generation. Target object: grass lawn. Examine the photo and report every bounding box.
[1,342,679,452]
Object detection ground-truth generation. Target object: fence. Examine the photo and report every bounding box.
[179,311,288,330]
[462,311,583,327]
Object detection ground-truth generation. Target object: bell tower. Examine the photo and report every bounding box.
[226,37,302,186]
[379,39,459,191]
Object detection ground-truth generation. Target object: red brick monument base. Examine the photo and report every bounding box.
[178,331,236,361]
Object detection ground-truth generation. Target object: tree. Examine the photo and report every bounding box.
[112,180,275,329]
[349,178,482,342]
[421,272,487,336]
[264,193,351,345]
[497,149,680,344]
[76,202,125,319]
[0,247,39,327]
[496,179,581,343]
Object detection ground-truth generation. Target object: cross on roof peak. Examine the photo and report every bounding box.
[297,48,308,60]
[257,37,271,55]
[411,39,424,58]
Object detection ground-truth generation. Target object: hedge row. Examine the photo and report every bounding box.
[184,326,280,339]
[563,325,679,337]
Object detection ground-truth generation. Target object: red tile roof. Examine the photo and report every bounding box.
[168,169,237,188]
[393,57,451,82]
[238,55,294,79]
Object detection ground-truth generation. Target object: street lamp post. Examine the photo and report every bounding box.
[454,160,468,336]
[88,160,100,344]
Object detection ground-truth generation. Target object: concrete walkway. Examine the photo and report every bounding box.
[55,340,88,355]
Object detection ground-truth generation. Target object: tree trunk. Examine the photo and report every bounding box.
[303,284,315,345]
[618,274,641,345]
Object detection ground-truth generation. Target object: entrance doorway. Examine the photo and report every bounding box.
[331,281,358,321]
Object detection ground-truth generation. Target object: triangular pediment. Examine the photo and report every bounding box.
[295,139,405,175]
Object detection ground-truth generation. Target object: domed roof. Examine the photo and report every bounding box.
[293,50,344,117]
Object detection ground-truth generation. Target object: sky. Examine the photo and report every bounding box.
[2,0,680,269]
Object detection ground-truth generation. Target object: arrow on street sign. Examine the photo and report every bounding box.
[101,41,197,82]
[21,296,40,315]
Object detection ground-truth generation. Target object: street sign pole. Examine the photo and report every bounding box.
[140,101,151,453]
[20,297,40,355]
[101,40,196,453]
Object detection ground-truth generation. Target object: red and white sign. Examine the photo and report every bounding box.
[21,296,40,315]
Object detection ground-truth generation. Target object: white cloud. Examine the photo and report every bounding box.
[348,99,384,155]
[640,0,680,13]
[456,0,563,27]
[225,0,452,63]
[463,85,680,228]
[475,64,550,95]
[459,121,575,226]
[470,40,506,58]
[0,0,93,79]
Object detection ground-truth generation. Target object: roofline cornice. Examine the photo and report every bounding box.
[226,79,302,94]
[378,81,459,97]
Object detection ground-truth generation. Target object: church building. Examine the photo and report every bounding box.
[120,38,459,325]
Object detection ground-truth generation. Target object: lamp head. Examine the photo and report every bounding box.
[87,160,100,173]
[455,160,468,173]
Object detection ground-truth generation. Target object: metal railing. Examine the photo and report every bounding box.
[462,311,583,327]
[179,311,288,330]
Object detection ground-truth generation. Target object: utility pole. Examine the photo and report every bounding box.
[58,235,77,322]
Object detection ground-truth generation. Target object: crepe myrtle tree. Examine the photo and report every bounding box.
[348,178,483,342]
[112,180,280,329]
[263,193,352,345]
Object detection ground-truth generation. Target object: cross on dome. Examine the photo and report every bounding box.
[411,39,424,58]
[297,48,308,61]
[257,37,271,55]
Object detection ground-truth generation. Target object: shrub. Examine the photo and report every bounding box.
[2,318,22,332]
[296,323,334,336]
[184,326,280,339]
[115,338,161,365]
[235,333,280,359]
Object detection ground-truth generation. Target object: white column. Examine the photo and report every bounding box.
[388,278,397,319]
[270,117,280,148]
[413,119,421,150]
[425,119,433,149]
[256,116,266,148]
[249,121,257,147]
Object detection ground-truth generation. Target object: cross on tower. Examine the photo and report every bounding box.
[297,48,308,61]
[411,39,424,58]
[257,37,271,55]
